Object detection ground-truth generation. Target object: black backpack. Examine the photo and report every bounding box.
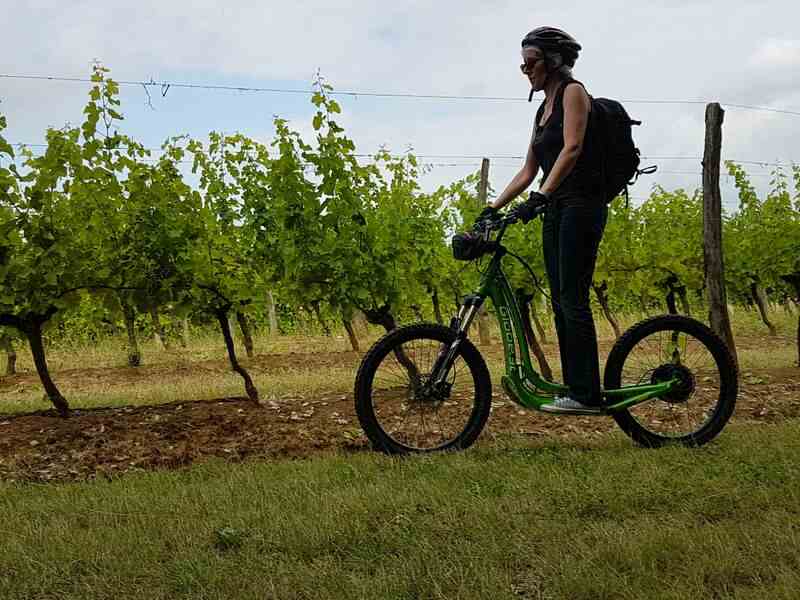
[591,97,656,204]
[535,81,656,204]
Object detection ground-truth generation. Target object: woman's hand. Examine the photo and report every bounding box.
[474,206,498,224]
[510,191,550,224]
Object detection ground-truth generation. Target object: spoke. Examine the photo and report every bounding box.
[386,351,409,379]
[375,367,412,386]
[684,342,714,373]
[399,400,413,428]
[418,399,429,446]
[631,338,661,379]
[433,406,446,444]
[683,400,695,434]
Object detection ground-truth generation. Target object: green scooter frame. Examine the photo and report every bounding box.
[453,221,677,416]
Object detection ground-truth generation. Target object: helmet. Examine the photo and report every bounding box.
[521,27,581,67]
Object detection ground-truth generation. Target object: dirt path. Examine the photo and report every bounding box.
[1,365,797,483]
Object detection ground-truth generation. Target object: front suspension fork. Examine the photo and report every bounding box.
[429,297,484,388]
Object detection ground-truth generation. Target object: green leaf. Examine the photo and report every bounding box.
[0,137,14,158]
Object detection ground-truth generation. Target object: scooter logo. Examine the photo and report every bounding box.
[498,306,516,367]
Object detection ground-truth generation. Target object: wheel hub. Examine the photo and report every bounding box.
[651,363,695,404]
[413,378,452,405]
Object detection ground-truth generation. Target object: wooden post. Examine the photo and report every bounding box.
[236,311,255,358]
[476,158,492,345]
[266,291,279,337]
[702,103,738,366]
[149,305,170,350]
[0,331,16,376]
[477,157,490,207]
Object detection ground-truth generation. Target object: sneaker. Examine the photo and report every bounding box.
[540,395,603,415]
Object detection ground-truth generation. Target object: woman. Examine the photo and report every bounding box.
[481,27,606,414]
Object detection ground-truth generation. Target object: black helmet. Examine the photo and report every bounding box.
[521,27,581,67]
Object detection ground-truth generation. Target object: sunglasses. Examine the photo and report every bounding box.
[520,57,544,74]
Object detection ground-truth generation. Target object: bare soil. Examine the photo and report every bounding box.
[0,349,797,483]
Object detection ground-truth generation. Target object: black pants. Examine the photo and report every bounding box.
[542,200,607,405]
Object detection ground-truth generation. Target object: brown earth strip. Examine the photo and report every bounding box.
[0,368,797,484]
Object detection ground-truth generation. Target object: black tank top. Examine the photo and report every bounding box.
[532,78,602,203]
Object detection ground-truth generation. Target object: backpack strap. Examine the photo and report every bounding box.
[554,78,574,108]
[536,79,588,129]
[557,79,591,112]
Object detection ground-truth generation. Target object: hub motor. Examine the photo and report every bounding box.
[651,363,695,404]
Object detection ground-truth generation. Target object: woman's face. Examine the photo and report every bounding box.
[520,46,547,91]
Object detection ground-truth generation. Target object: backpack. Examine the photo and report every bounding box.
[536,81,656,205]
[591,97,656,204]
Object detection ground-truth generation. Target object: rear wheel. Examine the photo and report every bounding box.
[354,323,491,454]
[604,315,737,447]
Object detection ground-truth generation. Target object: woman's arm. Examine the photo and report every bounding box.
[539,83,590,196]
[490,128,540,210]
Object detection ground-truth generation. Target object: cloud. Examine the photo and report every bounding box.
[750,39,800,68]
[1,0,798,203]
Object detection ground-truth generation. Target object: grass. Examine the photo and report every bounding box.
[0,311,797,597]
[1,309,797,415]
[37,328,370,372]
[1,421,799,599]
[13,307,800,371]
[0,364,359,414]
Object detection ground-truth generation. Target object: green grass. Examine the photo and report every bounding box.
[1,422,799,599]
[0,364,359,415]
[1,309,797,416]
[12,308,799,374]
[35,328,372,373]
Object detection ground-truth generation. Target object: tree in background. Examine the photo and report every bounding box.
[725,162,800,342]
[592,201,643,338]
[635,187,704,315]
[0,66,134,415]
[176,132,269,403]
[264,83,441,336]
[426,175,484,315]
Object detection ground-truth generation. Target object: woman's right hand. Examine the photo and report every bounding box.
[510,192,549,224]
[474,205,498,224]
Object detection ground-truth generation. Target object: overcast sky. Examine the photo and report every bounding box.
[2,1,799,211]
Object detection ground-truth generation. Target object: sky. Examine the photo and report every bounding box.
[1,0,799,212]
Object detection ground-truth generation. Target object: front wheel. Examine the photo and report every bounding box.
[354,323,492,454]
[604,315,738,447]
